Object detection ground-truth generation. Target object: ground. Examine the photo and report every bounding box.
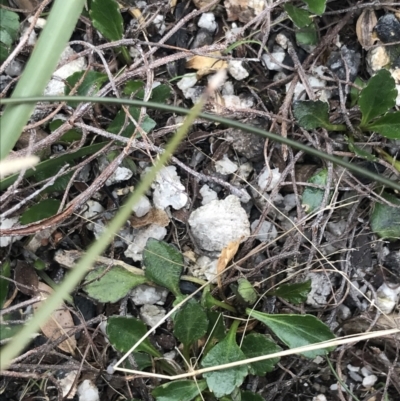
[1,0,400,400]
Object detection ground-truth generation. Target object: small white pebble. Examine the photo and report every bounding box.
[177,74,198,91]
[262,50,285,71]
[361,366,372,377]
[198,13,217,32]
[363,375,378,388]
[312,395,327,401]
[228,60,249,81]
[77,380,99,401]
[215,154,238,175]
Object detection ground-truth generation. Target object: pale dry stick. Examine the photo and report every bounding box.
[114,329,400,378]
[0,296,42,316]
[0,0,53,75]
[1,165,69,219]
[287,41,315,101]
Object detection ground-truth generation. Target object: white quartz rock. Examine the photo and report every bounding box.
[0,216,23,247]
[198,12,217,32]
[82,200,105,239]
[132,195,151,217]
[262,49,286,71]
[98,155,133,186]
[376,282,400,314]
[215,154,238,175]
[151,166,188,210]
[177,74,198,91]
[140,304,166,327]
[130,284,168,305]
[77,380,99,401]
[200,184,218,205]
[228,60,249,81]
[188,195,250,252]
[44,46,87,96]
[258,167,281,192]
[124,224,167,261]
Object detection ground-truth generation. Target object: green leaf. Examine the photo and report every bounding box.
[201,323,248,398]
[241,333,281,376]
[20,199,61,224]
[246,310,336,358]
[0,142,107,191]
[359,69,397,126]
[302,169,330,213]
[50,119,82,143]
[237,278,258,305]
[151,85,171,103]
[0,261,11,308]
[124,81,171,103]
[108,106,157,139]
[370,192,400,240]
[0,29,12,47]
[268,280,311,304]
[84,266,148,303]
[302,0,326,14]
[366,111,400,139]
[123,80,145,97]
[349,77,365,108]
[206,311,226,342]
[284,4,312,28]
[152,380,208,401]
[0,324,21,341]
[65,70,108,106]
[173,299,209,346]
[107,316,162,357]
[295,23,318,45]
[0,9,19,42]
[293,100,331,130]
[143,239,184,297]
[90,0,123,42]
[241,391,265,401]
[0,42,10,62]
[131,352,153,370]
[347,136,377,162]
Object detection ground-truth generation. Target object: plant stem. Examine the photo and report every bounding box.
[3,96,400,193]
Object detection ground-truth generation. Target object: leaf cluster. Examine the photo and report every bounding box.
[100,239,335,401]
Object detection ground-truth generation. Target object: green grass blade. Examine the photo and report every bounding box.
[0,0,86,160]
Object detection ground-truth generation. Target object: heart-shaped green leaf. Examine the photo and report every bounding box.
[241,333,281,375]
[173,299,208,347]
[152,380,207,401]
[143,239,183,297]
[302,169,330,214]
[106,315,161,357]
[366,111,400,139]
[302,0,326,15]
[284,4,312,28]
[90,0,123,41]
[370,192,400,240]
[246,309,336,358]
[293,100,331,130]
[268,280,311,304]
[359,69,397,126]
[201,323,248,398]
[84,266,148,303]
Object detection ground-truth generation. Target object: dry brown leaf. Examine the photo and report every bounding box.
[224,0,265,23]
[193,0,219,9]
[129,208,170,228]
[356,9,378,49]
[33,282,76,354]
[216,239,241,288]
[186,52,228,77]
[14,261,38,296]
